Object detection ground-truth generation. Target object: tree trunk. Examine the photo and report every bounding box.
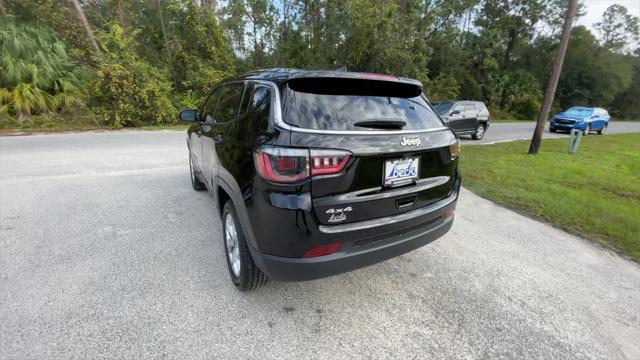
[116,0,126,28]
[0,0,7,16]
[69,0,101,54]
[156,0,170,52]
[202,0,216,15]
[528,0,577,155]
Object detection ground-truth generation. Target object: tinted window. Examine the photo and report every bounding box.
[245,85,271,131]
[202,87,222,123]
[433,102,454,115]
[283,84,443,131]
[215,83,244,123]
[451,103,463,113]
[238,83,254,116]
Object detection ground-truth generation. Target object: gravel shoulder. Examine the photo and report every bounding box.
[1,131,639,359]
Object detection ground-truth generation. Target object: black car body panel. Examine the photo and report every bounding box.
[184,68,461,281]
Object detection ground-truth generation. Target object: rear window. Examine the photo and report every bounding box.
[282,78,444,131]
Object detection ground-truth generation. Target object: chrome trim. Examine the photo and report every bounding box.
[280,126,451,135]
[318,186,457,234]
[252,79,450,135]
[314,176,451,205]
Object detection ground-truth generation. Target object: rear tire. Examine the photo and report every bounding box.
[471,123,486,140]
[549,127,556,133]
[189,153,206,191]
[222,200,268,291]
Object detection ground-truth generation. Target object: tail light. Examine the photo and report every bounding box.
[254,147,351,183]
[310,149,350,176]
[444,210,455,219]
[303,243,342,258]
[449,140,460,161]
[254,147,309,183]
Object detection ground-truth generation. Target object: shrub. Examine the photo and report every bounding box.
[0,18,80,118]
[91,24,176,128]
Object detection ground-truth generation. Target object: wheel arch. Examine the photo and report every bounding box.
[215,170,266,268]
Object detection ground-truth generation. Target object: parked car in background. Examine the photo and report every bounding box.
[549,107,610,135]
[180,69,461,291]
[433,101,490,140]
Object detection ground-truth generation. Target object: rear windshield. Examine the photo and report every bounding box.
[282,78,444,131]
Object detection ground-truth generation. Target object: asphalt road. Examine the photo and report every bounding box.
[1,131,639,359]
[459,121,640,144]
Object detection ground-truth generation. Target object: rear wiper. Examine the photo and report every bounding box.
[353,119,406,130]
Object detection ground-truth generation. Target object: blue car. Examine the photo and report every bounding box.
[549,106,610,135]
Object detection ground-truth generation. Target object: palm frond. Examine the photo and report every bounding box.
[0,19,80,116]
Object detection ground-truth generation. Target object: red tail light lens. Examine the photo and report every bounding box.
[444,210,455,219]
[255,147,351,183]
[303,243,342,258]
[254,147,309,183]
[310,149,350,176]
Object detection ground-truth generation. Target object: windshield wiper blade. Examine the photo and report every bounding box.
[353,119,406,129]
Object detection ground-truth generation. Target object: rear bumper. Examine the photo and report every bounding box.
[250,176,460,281]
[258,216,453,281]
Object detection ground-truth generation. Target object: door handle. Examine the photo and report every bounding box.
[213,134,223,143]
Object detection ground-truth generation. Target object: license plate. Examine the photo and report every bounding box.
[383,157,419,187]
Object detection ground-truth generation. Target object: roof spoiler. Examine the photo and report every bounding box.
[286,75,423,98]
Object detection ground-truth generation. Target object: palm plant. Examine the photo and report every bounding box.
[0,18,79,119]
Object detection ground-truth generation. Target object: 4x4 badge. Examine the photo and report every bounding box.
[326,206,352,223]
[400,137,421,147]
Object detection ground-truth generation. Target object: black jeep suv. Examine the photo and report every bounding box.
[433,101,490,140]
[180,69,461,290]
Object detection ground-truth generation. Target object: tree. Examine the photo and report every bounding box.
[529,0,577,155]
[595,4,640,52]
[68,0,101,54]
[91,24,175,127]
[557,27,632,108]
[4,0,640,128]
[611,57,640,119]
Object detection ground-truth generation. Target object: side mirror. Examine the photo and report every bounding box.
[450,110,460,115]
[179,109,198,122]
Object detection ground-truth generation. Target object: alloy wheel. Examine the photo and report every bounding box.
[224,213,241,278]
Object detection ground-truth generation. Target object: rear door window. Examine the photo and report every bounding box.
[242,85,271,131]
[462,103,476,114]
[282,78,444,131]
[215,83,244,123]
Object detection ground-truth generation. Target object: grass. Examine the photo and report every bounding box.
[459,133,640,261]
